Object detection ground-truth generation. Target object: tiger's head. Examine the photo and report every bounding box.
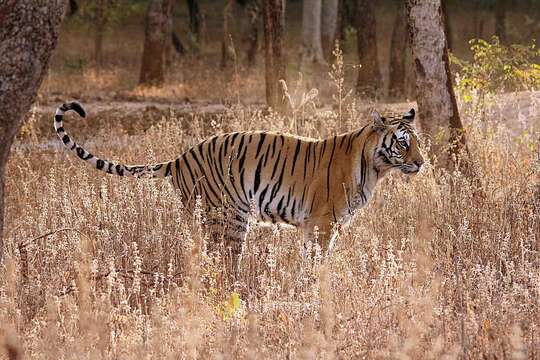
[372,109,424,175]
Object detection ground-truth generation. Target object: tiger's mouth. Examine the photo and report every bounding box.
[399,164,420,174]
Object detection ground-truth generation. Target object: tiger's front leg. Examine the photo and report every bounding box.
[301,217,335,258]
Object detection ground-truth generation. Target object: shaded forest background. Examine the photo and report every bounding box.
[44,0,540,104]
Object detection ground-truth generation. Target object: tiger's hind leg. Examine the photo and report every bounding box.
[207,209,248,283]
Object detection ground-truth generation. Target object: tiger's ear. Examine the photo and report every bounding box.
[402,108,415,122]
[372,111,386,131]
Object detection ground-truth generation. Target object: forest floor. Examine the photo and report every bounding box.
[1,85,539,358]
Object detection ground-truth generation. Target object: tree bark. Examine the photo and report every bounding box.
[139,0,169,86]
[355,0,381,97]
[322,0,339,60]
[0,0,66,265]
[301,0,325,65]
[263,0,287,113]
[495,0,507,44]
[406,0,468,169]
[245,0,261,67]
[94,0,108,69]
[441,0,453,51]
[388,3,408,99]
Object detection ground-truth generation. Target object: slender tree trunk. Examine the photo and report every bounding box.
[406,0,468,170]
[321,0,339,60]
[0,0,66,265]
[495,0,507,44]
[263,0,287,113]
[94,0,108,69]
[245,0,261,67]
[301,0,325,65]
[187,0,202,43]
[163,0,174,67]
[337,0,351,53]
[355,0,381,97]
[221,0,235,69]
[139,0,169,86]
[69,0,78,16]
[389,3,407,99]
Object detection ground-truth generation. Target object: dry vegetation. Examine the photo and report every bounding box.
[1,14,540,357]
[1,84,539,359]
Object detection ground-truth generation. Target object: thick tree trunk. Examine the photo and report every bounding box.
[0,0,66,265]
[441,0,453,51]
[139,0,169,86]
[94,0,108,69]
[263,0,287,113]
[301,0,325,65]
[495,0,507,44]
[245,0,261,67]
[388,3,408,99]
[355,0,381,97]
[406,0,468,169]
[321,0,339,60]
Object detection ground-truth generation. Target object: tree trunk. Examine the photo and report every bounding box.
[495,0,507,44]
[245,0,261,67]
[355,0,381,97]
[187,0,202,44]
[337,0,351,53]
[263,0,287,113]
[69,0,78,16]
[406,0,468,170]
[139,0,169,86]
[321,0,339,60]
[94,0,108,69]
[471,0,483,39]
[301,0,325,65]
[441,0,452,51]
[163,0,174,67]
[221,0,235,69]
[388,2,408,99]
[0,0,66,265]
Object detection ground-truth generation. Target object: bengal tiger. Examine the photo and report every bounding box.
[54,102,424,274]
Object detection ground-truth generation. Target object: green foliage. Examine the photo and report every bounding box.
[63,56,88,73]
[68,0,146,27]
[451,37,540,103]
[220,292,242,320]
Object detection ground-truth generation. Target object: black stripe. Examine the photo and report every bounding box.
[291,139,301,176]
[255,133,267,158]
[253,156,264,194]
[326,139,337,201]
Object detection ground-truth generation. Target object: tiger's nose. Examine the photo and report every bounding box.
[413,160,423,169]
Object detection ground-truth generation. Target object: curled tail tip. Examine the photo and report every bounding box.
[61,101,86,118]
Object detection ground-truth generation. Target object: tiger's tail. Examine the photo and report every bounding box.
[54,101,172,178]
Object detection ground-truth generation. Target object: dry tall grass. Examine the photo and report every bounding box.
[1,88,539,359]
